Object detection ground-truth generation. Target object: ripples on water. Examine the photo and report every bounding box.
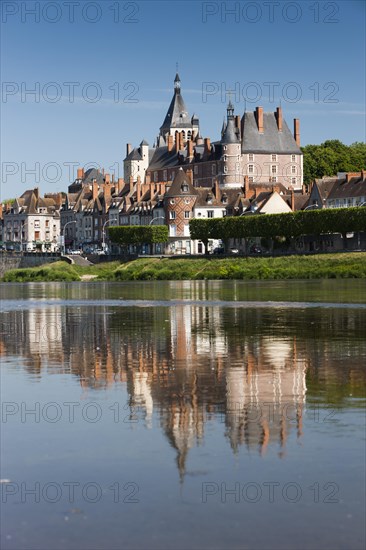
[1,281,365,550]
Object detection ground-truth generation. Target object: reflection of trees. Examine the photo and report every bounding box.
[1,301,365,479]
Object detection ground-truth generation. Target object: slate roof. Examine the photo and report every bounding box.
[313,178,338,201]
[241,111,302,154]
[82,168,105,185]
[222,118,240,144]
[327,175,366,200]
[160,78,192,133]
[148,146,180,171]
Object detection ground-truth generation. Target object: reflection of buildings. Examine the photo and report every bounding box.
[1,295,365,480]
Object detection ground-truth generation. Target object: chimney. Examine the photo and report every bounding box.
[126,143,132,156]
[276,107,283,131]
[204,137,211,157]
[34,187,39,199]
[77,168,83,179]
[256,107,264,133]
[145,173,151,185]
[179,132,184,151]
[235,115,241,129]
[186,168,193,184]
[117,177,124,193]
[160,182,166,196]
[302,184,307,195]
[0,204,3,219]
[167,135,174,153]
[105,173,110,184]
[104,184,111,201]
[215,178,220,200]
[175,131,180,153]
[291,189,295,211]
[294,119,300,146]
[187,139,193,159]
[92,181,98,201]
[129,175,134,192]
[244,175,250,197]
[346,172,361,182]
[137,176,141,202]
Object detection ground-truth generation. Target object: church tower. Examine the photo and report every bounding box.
[220,101,243,189]
[158,74,199,146]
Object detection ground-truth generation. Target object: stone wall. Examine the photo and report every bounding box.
[0,253,61,278]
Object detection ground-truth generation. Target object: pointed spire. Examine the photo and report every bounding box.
[174,72,181,93]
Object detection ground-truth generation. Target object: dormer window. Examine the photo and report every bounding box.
[222,195,228,204]
[181,184,189,193]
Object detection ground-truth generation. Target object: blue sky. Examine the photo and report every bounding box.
[1,0,365,197]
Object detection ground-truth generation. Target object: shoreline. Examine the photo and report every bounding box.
[2,252,366,282]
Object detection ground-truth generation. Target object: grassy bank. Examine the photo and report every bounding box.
[2,253,366,282]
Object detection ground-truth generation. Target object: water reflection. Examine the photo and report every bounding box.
[1,291,365,482]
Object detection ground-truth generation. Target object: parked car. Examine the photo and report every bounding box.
[213,247,225,254]
[250,245,262,254]
[95,249,105,255]
[69,249,82,255]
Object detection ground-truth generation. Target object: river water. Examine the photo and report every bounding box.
[1,280,365,550]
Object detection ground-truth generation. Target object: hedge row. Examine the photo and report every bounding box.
[108,225,169,245]
[189,207,366,242]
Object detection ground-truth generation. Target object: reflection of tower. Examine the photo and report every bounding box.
[160,373,204,483]
[132,371,153,427]
[170,306,192,362]
[225,339,307,456]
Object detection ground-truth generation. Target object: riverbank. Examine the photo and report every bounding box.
[2,253,366,282]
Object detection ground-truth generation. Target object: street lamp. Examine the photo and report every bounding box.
[102,219,112,252]
[304,203,318,211]
[149,216,166,225]
[20,222,25,253]
[62,220,76,254]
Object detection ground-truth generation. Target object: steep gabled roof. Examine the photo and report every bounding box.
[160,75,192,134]
[165,169,198,198]
[242,111,302,154]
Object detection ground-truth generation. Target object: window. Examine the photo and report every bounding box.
[194,165,198,174]
[248,154,254,161]
[184,211,190,219]
[45,220,49,227]
[181,183,189,192]
[292,177,296,184]
[35,231,40,240]
[291,166,296,174]
[163,170,167,180]
[248,165,254,174]
[291,154,296,162]
[154,172,158,182]
[271,154,277,162]
[207,210,214,218]
[169,225,176,237]
[272,165,277,174]
[34,220,40,228]
[271,176,277,182]
[169,211,176,220]
[212,165,216,175]
[224,166,227,174]
[249,177,254,183]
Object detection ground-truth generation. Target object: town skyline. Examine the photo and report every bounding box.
[2,1,365,198]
